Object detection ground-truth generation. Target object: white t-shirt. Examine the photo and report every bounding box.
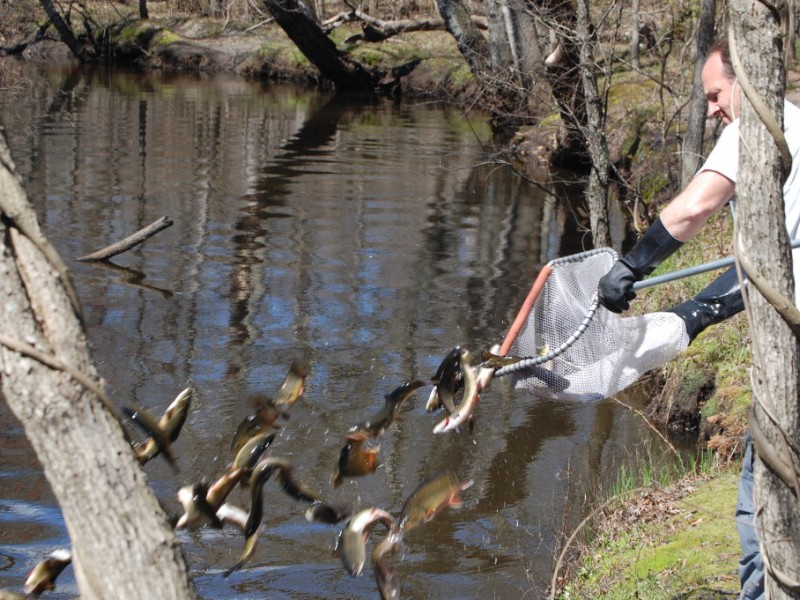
[699,99,800,306]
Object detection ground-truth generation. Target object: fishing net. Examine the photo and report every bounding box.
[494,248,690,401]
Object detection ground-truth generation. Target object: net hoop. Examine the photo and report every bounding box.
[495,247,617,378]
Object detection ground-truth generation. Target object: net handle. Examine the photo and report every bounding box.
[499,265,552,355]
[499,248,617,355]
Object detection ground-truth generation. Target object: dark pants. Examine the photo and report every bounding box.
[736,431,765,600]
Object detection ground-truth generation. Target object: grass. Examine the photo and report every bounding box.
[559,468,742,599]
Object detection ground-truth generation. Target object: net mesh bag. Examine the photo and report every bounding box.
[495,248,691,401]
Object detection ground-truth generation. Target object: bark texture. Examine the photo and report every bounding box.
[38,0,90,62]
[729,2,800,598]
[680,0,716,188]
[575,0,610,247]
[534,0,590,167]
[0,131,196,600]
[263,0,376,89]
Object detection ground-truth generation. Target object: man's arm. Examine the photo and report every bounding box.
[597,169,735,313]
[660,169,735,241]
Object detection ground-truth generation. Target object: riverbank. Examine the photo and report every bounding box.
[555,466,742,599]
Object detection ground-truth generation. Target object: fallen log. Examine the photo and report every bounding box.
[322,10,487,43]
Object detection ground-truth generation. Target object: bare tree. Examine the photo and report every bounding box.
[728,1,800,598]
[679,0,715,188]
[534,0,590,167]
[39,0,91,62]
[263,0,376,89]
[0,130,196,600]
[575,0,610,247]
[630,0,640,69]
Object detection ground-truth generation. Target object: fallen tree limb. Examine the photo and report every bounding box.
[322,10,487,43]
[77,215,173,261]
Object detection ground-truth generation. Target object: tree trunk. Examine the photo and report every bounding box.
[436,0,493,74]
[533,0,590,168]
[575,0,610,247]
[263,0,376,89]
[630,0,639,69]
[39,0,91,62]
[485,0,515,70]
[140,0,149,19]
[0,132,196,600]
[436,0,532,128]
[729,2,800,598]
[680,0,715,188]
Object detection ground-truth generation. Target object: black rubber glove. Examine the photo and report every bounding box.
[598,216,684,313]
[665,266,744,342]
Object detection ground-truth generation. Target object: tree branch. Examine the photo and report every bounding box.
[76,215,173,262]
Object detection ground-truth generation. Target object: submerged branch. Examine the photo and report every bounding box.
[77,216,173,262]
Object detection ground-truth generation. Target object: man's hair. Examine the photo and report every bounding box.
[707,39,735,81]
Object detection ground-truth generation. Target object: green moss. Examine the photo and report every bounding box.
[153,29,182,47]
[560,471,741,600]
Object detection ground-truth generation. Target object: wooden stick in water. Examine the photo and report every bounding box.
[76,215,173,262]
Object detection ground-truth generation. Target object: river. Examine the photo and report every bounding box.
[0,61,687,599]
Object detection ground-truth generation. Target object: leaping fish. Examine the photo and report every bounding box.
[272,360,308,406]
[432,348,481,434]
[426,346,463,414]
[396,471,473,534]
[124,405,178,470]
[351,380,425,438]
[23,549,72,597]
[372,532,401,600]
[332,432,380,488]
[337,508,395,577]
[230,396,287,455]
[132,387,193,465]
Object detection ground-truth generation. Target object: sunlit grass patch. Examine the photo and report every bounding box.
[559,469,741,600]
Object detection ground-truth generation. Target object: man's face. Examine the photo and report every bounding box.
[702,51,740,125]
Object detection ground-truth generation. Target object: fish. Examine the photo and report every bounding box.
[206,467,247,509]
[231,432,276,472]
[332,432,380,488]
[480,349,524,369]
[230,396,287,455]
[426,346,463,413]
[245,457,319,537]
[215,502,249,530]
[23,548,72,596]
[175,468,246,530]
[432,348,481,434]
[337,508,395,577]
[225,456,318,576]
[218,502,259,578]
[272,360,308,406]
[372,533,401,600]
[124,405,178,469]
[175,482,223,529]
[132,387,193,465]
[396,471,473,534]
[223,530,259,578]
[305,501,352,525]
[352,380,425,438]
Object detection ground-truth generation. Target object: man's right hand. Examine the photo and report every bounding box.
[598,260,638,313]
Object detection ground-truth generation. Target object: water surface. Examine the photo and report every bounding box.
[0,62,682,599]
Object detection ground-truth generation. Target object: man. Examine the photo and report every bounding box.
[598,40,800,600]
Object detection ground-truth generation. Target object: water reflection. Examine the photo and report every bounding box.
[0,62,682,599]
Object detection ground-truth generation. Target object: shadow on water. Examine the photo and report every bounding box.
[0,62,691,599]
